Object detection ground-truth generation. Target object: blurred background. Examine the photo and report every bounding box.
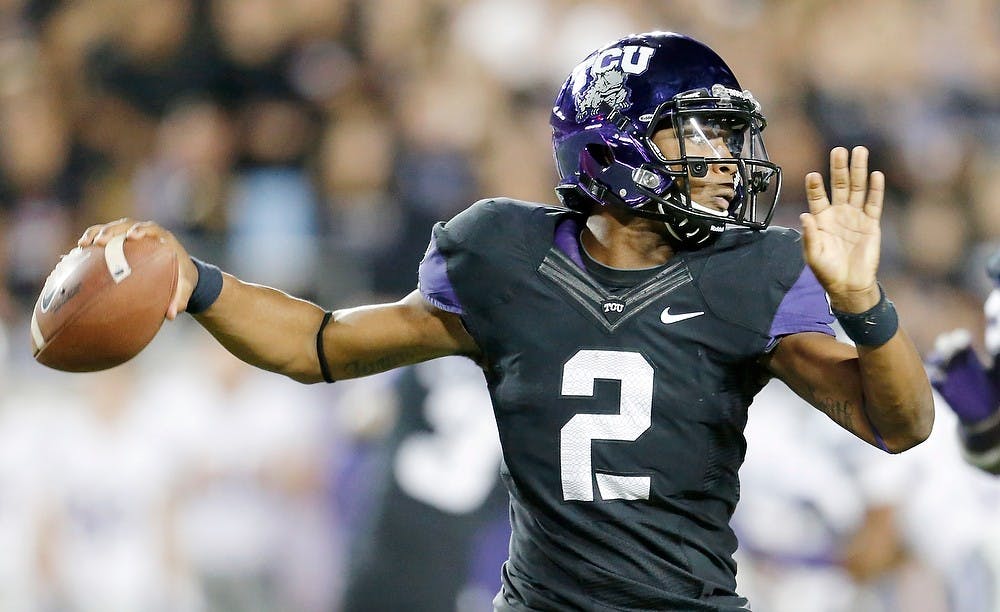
[0,0,997,610]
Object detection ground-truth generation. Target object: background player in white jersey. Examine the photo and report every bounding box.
[39,366,195,612]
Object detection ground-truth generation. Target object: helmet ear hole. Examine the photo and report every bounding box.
[584,143,614,168]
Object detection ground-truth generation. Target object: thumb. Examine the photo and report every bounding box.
[799,212,821,263]
[166,256,197,320]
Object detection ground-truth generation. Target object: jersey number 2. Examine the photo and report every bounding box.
[560,350,653,502]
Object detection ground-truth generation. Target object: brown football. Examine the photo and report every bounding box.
[30,234,178,372]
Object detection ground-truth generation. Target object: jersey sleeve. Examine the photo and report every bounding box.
[418,230,464,314]
[766,265,835,347]
[416,198,506,315]
[417,198,558,319]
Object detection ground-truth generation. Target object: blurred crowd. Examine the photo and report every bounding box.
[1,0,999,346]
[0,0,997,611]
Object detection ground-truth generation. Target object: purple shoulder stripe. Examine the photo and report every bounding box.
[553,217,586,270]
[767,266,835,348]
[417,232,463,314]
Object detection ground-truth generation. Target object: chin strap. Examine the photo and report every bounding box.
[567,175,724,250]
[653,201,723,250]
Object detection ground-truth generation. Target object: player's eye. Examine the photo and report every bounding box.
[681,120,716,145]
[685,131,708,145]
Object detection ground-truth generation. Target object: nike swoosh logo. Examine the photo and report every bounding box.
[660,307,705,325]
[40,249,90,313]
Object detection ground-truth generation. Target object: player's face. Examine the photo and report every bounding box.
[651,118,739,213]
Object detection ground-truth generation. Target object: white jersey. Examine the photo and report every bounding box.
[736,381,1000,612]
[0,389,64,612]
[734,380,865,612]
[45,375,185,612]
[163,363,329,576]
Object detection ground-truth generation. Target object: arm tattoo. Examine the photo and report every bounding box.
[818,397,854,428]
[341,352,421,378]
[807,385,855,429]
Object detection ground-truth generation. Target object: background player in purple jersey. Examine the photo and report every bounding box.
[926,253,1000,474]
[77,32,933,611]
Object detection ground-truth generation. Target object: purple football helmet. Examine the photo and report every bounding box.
[551,32,781,249]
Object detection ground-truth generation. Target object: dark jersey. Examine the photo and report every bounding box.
[418,199,834,611]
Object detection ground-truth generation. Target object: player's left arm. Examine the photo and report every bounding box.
[764,146,934,453]
[766,329,932,452]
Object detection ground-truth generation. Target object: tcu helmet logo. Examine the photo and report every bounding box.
[573,45,655,121]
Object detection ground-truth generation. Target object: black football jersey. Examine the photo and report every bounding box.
[418,198,834,611]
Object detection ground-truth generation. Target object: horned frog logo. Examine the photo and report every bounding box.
[571,45,655,122]
[575,68,629,122]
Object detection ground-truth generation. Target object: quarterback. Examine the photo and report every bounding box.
[79,32,933,611]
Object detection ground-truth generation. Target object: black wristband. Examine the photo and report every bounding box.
[960,409,1000,454]
[832,283,899,347]
[316,311,335,383]
[187,257,224,315]
[960,410,1000,474]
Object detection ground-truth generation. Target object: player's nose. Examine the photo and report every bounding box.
[713,159,737,177]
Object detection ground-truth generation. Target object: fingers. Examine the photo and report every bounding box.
[829,147,850,207]
[848,146,868,209]
[78,218,132,247]
[166,295,180,321]
[125,220,165,242]
[804,172,829,215]
[864,170,884,220]
[799,212,821,262]
[166,257,196,320]
[75,217,194,321]
[77,218,168,248]
[813,146,881,217]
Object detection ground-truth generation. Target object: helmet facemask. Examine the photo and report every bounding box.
[638,86,782,240]
[555,85,782,250]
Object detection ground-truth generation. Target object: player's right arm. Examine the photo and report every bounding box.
[199,279,477,383]
[79,219,479,384]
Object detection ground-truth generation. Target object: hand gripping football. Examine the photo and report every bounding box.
[30,234,178,372]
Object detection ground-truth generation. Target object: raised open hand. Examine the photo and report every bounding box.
[800,146,883,313]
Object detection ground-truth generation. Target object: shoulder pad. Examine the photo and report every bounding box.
[432,198,573,309]
[694,226,806,334]
[435,198,573,260]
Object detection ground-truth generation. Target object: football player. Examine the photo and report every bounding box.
[926,253,1000,475]
[78,32,934,612]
